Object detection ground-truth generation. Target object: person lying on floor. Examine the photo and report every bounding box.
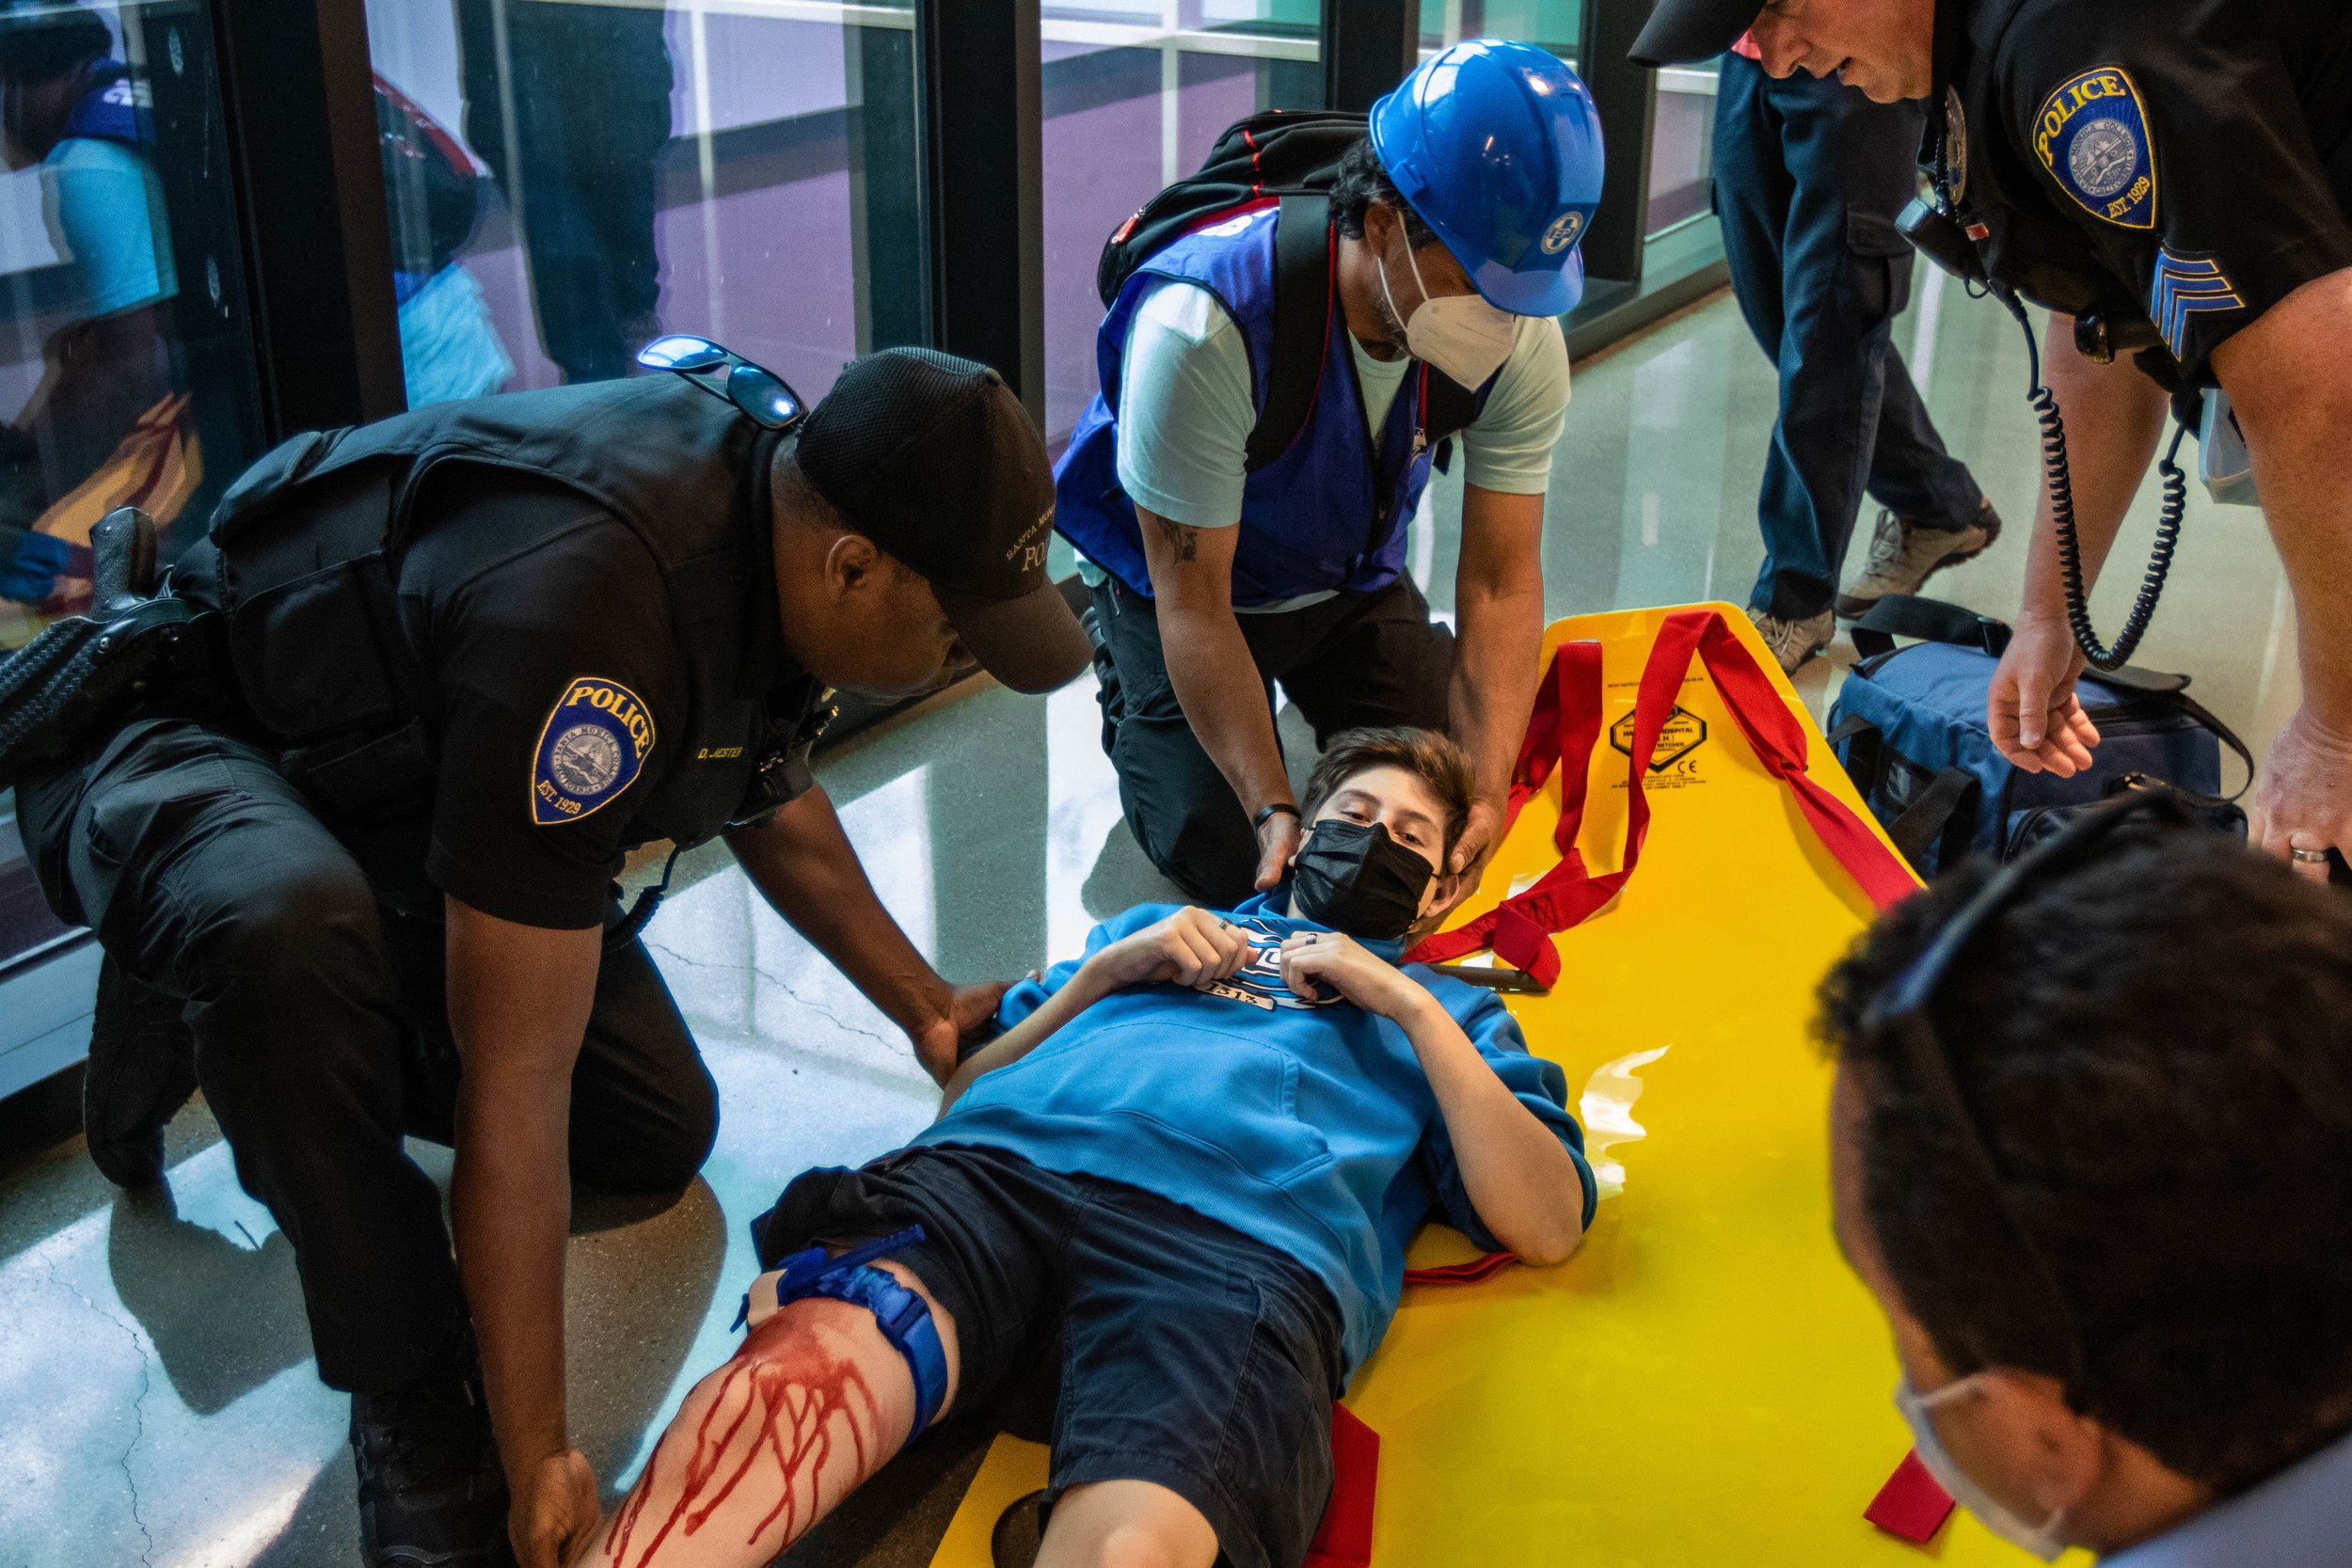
[574,725,1597,1568]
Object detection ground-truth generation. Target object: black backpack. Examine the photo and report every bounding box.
[1095,108,1481,473]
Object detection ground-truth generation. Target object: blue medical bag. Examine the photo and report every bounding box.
[1826,597,2249,875]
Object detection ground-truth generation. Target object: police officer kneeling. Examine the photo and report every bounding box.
[1631,0,2352,879]
[14,347,1088,1567]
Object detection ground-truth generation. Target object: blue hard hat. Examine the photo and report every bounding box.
[1369,40,1606,317]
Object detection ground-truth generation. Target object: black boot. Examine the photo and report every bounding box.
[81,954,198,1188]
[350,1333,516,1568]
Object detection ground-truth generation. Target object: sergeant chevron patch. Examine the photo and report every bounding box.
[2149,249,2244,360]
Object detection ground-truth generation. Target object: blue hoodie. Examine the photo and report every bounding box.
[912,893,1597,1376]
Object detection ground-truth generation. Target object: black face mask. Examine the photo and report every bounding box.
[1289,819,1434,941]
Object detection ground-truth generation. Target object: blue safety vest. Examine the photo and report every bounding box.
[1054,205,1485,607]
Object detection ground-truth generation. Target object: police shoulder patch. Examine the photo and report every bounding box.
[530,676,655,826]
[2033,66,2157,230]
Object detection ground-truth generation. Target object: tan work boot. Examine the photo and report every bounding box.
[1834,498,2002,618]
[1745,605,1836,675]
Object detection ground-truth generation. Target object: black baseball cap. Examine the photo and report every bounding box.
[797,347,1089,694]
[1629,0,1760,66]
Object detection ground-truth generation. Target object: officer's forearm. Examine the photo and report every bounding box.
[2214,268,2352,731]
[2018,313,2169,625]
[443,899,605,1485]
[1451,486,1548,809]
[726,786,951,1036]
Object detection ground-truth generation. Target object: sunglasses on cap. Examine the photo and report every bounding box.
[1859,787,2207,1385]
[636,334,806,430]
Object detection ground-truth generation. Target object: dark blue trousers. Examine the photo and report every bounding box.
[1712,54,1979,620]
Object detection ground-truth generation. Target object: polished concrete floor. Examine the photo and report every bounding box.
[0,268,2294,1568]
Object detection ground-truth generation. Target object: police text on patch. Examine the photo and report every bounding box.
[530,676,656,825]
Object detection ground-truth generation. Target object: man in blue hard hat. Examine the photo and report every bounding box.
[1057,40,1604,908]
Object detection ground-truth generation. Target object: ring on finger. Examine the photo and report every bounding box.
[2290,847,2331,864]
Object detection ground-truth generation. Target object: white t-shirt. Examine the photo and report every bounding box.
[1111,277,1570,535]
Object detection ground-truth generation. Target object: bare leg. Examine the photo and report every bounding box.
[579,1259,960,1568]
[1035,1479,1219,1568]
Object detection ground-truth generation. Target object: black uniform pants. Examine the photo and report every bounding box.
[1712,53,1981,621]
[17,720,717,1393]
[1089,574,1453,907]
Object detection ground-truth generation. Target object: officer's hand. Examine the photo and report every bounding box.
[510,1447,597,1568]
[1446,796,1507,886]
[2247,705,2352,883]
[1252,809,1303,893]
[1092,906,1254,990]
[1989,613,2099,775]
[910,981,1012,1085]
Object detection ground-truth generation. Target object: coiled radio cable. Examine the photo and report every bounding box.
[1999,290,2187,672]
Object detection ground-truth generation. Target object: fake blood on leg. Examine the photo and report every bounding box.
[607,1315,887,1568]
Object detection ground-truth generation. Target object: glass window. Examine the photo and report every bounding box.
[364,0,926,410]
[1647,59,1719,236]
[0,0,266,977]
[1421,0,1581,61]
[1038,1,1319,453]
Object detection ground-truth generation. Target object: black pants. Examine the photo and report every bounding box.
[757,1146,1345,1568]
[1089,574,1453,907]
[455,0,673,383]
[1712,53,1980,620]
[18,719,717,1392]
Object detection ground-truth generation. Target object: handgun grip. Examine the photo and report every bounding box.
[89,506,157,618]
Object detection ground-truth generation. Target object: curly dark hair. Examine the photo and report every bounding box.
[1327,136,1438,250]
[1817,830,2352,1495]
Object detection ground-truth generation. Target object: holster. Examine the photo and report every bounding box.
[0,510,198,792]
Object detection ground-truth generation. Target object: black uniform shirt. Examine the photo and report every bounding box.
[360,461,820,931]
[1946,0,2352,383]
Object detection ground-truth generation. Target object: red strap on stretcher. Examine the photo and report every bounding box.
[1401,1249,1520,1287]
[1866,1448,1959,1544]
[1304,1403,1380,1568]
[1396,611,1947,1540]
[1406,610,1917,983]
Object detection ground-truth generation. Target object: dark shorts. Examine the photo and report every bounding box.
[752,1143,1345,1568]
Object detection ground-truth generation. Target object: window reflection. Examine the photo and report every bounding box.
[364,0,926,407]
[1420,0,1581,57]
[1040,0,1319,450]
[1647,59,1718,236]
[0,0,264,972]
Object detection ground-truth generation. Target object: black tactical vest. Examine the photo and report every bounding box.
[203,376,825,849]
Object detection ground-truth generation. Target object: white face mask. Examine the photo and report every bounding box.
[1895,1375,2073,1561]
[1375,233,1520,388]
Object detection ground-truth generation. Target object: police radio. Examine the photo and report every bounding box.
[1898,195,2190,673]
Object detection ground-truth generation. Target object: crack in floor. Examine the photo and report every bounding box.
[42,1252,157,1567]
[644,939,899,1051]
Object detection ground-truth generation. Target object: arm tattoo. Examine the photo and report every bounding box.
[1151,515,1201,564]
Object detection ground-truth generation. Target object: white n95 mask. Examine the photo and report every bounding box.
[1895,1375,2072,1561]
[1376,236,1519,388]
